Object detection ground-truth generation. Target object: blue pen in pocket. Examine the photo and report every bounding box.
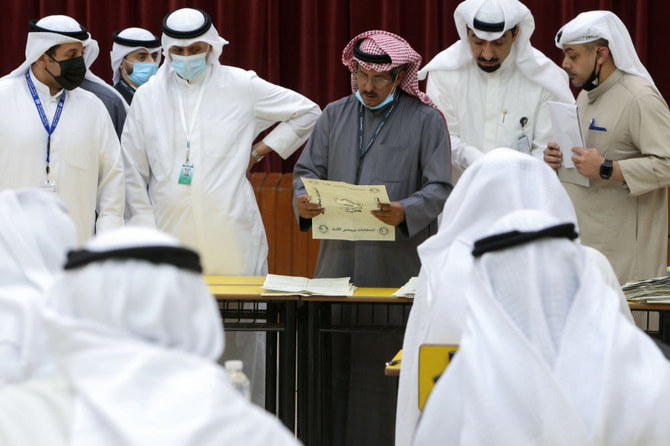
[589,118,607,131]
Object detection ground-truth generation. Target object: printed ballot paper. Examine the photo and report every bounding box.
[548,101,589,187]
[301,178,395,241]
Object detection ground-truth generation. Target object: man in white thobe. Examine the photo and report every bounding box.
[122,8,321,404]
[414,210,670,445]
[0,227,300,446]
[545,11,670,284]
[0,189,77,385]
[110,27,162,105]
[396,149,631,446]
[418,0,573,179]
[0,15,125,245]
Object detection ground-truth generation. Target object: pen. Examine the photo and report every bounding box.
[385,359,401,366]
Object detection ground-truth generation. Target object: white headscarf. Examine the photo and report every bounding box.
[414,209,670,445]
[110,27,162,85]
[43,227,297,446]
[418,0,573,104]
[395,148,630,446]
[2,15,90,81]
[555,10,656,91]
[0,189,76,384]
[1,15,128,108]
[158,8,229,79]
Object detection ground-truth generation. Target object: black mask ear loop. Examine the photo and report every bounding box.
[582,47,603,91]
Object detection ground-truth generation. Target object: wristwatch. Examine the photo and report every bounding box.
[250,148,265,163]
[599,159,613,179]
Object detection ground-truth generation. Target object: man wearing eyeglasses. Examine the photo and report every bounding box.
[418,0,573,181]
[292,30,451,445]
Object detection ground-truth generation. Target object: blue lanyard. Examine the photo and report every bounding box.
[25,70,66,176]
[357,99,396,160]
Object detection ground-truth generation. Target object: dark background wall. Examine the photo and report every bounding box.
[2,0,666,171]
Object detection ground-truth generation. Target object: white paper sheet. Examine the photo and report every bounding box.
[547,101,585,169]
[261,274,356,296]
[393,276,418,298]
[301,178,395,241]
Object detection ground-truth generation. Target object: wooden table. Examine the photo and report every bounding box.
[204,276,413,443]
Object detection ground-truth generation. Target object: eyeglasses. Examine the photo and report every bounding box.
[354,71,393,89]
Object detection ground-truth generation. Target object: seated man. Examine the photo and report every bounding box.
[396,149,632,446]
[414,209,670,445]
[0,227,299,446]
[0,189,77,385]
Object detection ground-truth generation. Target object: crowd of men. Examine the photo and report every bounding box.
[1,0,670,444]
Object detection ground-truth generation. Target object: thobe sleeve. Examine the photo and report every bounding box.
[249,72,321,159]
[617,90,670,196]
[292,108,332,232]
[120,101,157,227]
[530,89,562,160]
[95,111,125,234]
[397,108,452,238]
[426,72,483,171]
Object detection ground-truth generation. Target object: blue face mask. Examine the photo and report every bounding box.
[355,89,396,110]
[170,53,208,81]
[126,61,158,86]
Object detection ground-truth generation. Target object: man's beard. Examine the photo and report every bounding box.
[477,58,501,73]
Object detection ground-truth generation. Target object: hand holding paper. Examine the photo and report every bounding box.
[547,101,586,169]
[301,178,395,241]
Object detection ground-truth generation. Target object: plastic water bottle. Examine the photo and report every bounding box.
[224,360,251,401]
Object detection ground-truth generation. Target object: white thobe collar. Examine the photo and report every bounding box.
[28,67,64,101]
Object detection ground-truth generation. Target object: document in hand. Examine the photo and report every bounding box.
[392,276,418,298]
[301,178,395,241]
[261,274,356,296]
[548,101,589,187]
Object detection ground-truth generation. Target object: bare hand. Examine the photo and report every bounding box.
[371,201,405,226]
[544,142,562,171]
[296,194,324,219]
[572,147,605,179]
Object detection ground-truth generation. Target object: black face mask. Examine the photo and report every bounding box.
[581,49,602,91]
[45,55,87,90]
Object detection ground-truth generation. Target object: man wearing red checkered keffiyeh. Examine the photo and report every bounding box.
[341,30,437,108]
[293,30,452,446]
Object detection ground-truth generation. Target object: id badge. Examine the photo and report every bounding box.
[40,179,58,193]
[178,163,194,185]
[517,134,531,155]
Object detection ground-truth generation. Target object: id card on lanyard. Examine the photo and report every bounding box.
[177,82,206,185]
[26,70,65,192]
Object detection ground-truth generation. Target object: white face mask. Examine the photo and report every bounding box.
[170,53,208,80]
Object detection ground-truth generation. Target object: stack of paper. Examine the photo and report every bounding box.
[261,274,356,296]
[393,277,418,298]
[623,275,670,303]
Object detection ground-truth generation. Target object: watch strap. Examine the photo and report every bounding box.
[599,159,613,179]
[251,148,265,162]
